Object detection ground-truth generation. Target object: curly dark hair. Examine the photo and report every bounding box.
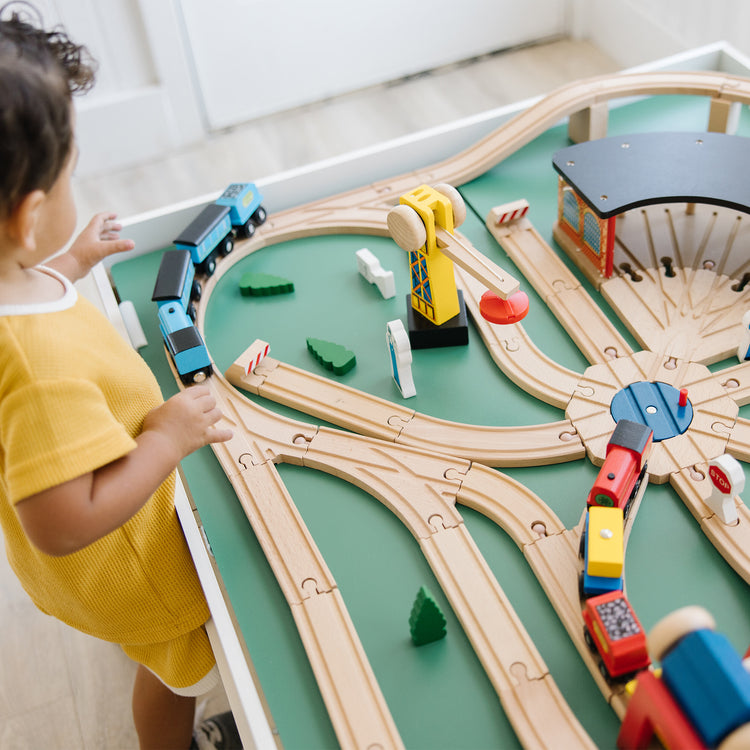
[0,2,96,218]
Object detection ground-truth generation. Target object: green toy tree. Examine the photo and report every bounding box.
[409,586,447,646]
[306,337,356,375]
[239,271,294,296]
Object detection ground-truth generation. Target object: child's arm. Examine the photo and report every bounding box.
[14,386,233,557]
[46,212,135,283]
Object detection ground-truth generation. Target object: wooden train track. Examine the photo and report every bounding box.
[204,389,403,749]
[204,367,597,749]
[227,356,584,467]
[484,218,750,584]
[484,219,635,367]
[177,70,750,748]
[454,265,584,409]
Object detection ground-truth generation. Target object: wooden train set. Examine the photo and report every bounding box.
[145,70,750,749]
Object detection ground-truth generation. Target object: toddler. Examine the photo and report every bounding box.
[0,4,239,748]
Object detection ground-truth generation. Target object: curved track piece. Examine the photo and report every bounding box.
[455,266,583,408]
[428,71,750,188]
[483,220,634,366]
[303,428,593,747]
[457,463,637,717]
[205,389,403,749]
[197,74,750,293]
[420,523,595,749]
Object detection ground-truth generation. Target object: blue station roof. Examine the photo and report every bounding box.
[552,131,750,219]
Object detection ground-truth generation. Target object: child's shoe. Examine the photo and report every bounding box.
[191,711,243,750]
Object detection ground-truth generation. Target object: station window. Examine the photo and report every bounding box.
[583,212,601,255]
[563,189,579,231]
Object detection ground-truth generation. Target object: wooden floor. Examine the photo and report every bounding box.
[2,38,618,750]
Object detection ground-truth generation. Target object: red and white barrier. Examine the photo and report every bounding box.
[241,339,270,375]
[488,199,529,226]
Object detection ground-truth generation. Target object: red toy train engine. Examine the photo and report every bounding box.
[587,419,653,514]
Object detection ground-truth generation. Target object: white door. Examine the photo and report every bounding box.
[32,0,204,178]
[179,0,568,131]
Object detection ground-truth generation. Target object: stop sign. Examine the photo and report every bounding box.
[708,455,744,496]
[706,455,744,525]
[709,464,731,494]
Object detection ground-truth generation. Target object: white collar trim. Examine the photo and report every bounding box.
[0,266,77,316]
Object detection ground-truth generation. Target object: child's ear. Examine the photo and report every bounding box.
[7,190,45,251]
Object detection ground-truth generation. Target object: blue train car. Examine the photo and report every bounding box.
[174,203,233,277]
[216,182,267,238]
[152,249,201,320]
[648,607,750,748]
[157,303,213,385]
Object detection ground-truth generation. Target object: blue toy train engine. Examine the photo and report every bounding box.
[152,249,213,385]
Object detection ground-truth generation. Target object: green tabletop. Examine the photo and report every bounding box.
[110,93,750,750]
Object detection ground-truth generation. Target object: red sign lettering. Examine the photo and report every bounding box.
[709,465,731,494]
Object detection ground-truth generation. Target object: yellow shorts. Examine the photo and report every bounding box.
[121,623,218,697]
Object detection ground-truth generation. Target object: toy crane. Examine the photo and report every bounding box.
[387,183,529,347]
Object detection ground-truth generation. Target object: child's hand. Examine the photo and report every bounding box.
[142,386,233,461]
[67,212,135,273]
[47,212,136,282]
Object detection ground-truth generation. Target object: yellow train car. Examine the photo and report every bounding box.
[586,505,624,579]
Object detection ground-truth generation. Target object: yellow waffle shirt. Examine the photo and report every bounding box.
[0,267,209,645]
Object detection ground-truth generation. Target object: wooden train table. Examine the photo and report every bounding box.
[106,55,750,750]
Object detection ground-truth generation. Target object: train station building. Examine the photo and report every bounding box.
[551,131,750,286]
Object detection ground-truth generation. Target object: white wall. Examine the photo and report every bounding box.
[25,1,750,178]
[179,0,567,131]
[29,0,569,177]
[574,0,750,68]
